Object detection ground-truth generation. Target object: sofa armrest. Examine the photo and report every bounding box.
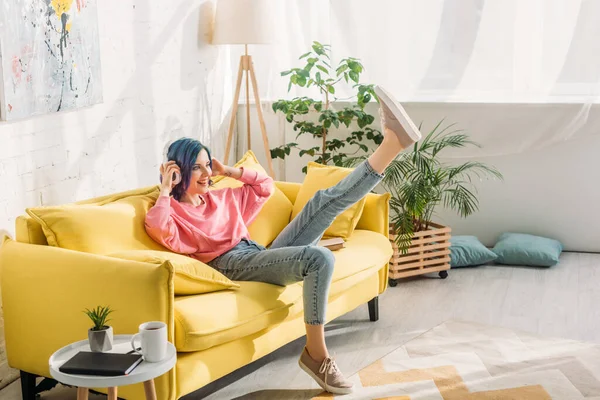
[0,239,174,376]
[356,192,391,238]
[356,192,391,294]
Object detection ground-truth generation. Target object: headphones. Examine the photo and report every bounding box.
[160,149,182,186]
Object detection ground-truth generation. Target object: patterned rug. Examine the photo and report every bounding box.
[313,321,600,400]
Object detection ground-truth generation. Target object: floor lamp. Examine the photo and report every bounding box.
[212,0,275,177]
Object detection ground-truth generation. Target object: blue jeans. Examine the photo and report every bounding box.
[208,161,384,325]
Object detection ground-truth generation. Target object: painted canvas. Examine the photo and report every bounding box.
[0,0,103,121]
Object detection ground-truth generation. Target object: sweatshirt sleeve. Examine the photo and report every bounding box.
[232,168,274,225]
[144,196,198,254]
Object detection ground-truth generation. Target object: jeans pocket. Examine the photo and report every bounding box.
[243,238,266,251]
[252,242,267,251]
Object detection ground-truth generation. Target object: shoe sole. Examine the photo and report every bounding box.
[298,360,354,395]
[375,86,422,145]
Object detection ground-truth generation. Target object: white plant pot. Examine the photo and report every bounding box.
[88,326,113,352]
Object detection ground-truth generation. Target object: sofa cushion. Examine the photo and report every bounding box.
[292,162,366,239]
[26,187,167,254]
[108,250,240,295]
[175,281,303,352]
[328,230,392,284]
[174,230,392,352]
[212,150,293,247]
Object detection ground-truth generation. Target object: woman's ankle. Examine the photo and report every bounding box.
[305,345,329,362]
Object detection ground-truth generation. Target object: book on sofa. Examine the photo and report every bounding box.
[318,237,345,251]
[59,351,143,376]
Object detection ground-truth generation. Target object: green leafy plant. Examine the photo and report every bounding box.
[83,306,114,331]
[387,121,502,252]
[270,41,383,173]
[345,120,502,253]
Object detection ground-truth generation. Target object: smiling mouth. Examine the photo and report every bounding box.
[197,180,208,186]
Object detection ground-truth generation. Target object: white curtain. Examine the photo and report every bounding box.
[242,0,600,157]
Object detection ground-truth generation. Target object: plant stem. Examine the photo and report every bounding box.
[321,89,329,164]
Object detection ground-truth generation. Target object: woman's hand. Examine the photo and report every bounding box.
[211,158,243,179]
[211,158,228,177]
[159,161,181,196]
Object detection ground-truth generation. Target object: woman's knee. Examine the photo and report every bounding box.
[304,246,335,276]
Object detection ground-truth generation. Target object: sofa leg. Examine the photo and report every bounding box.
[368,296,379,322]
[20,371,59,399]
[20,371,37,400]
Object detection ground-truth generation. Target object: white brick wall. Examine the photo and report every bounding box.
[0,0,233,387]
[0,0,232,239]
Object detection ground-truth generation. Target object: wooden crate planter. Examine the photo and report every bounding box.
[388,222,451,286]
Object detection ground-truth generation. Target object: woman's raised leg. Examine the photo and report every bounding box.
[271,108,411,249]
[270,160,384,249]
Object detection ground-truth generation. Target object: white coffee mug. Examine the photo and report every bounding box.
[130,321,167,363]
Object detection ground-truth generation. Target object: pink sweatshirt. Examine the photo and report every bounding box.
[145,168,274,263]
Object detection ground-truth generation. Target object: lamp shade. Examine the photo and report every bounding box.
[212,0,275,45]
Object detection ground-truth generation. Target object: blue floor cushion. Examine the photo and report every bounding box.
[450,235,497,268]
[492,232,563,267]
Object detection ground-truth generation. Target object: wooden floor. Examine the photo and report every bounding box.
[1,251,598,399]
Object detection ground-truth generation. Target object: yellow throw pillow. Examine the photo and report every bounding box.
[108,250,239,295]
[292,162,367,239]
[26,188,167,255]
[212,150,293,247]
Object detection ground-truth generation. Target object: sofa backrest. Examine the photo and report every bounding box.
[15,182,390,246]
[275,181,390,238]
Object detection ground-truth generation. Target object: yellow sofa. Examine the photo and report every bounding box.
[0,181,392,400]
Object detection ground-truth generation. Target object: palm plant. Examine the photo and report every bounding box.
[386,121,502,252]
[345,119,502,253]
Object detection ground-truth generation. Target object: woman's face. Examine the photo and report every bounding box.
[186,149,212,196]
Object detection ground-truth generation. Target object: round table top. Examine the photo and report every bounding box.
[49,335,176,387]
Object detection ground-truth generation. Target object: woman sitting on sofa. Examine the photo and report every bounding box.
[145,87,420,395]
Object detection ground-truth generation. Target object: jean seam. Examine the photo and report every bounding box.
[312,258,320,324]
[217,252,306,272]
[305,319,322,325]
[364,159,385,179]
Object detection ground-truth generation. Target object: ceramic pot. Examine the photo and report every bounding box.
[88,326,113,352]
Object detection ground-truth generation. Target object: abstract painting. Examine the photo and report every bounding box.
[0,0,103,121]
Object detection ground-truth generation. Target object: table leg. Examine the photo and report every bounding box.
[143,379,157,400]
[107,387,117,400]
[77,387,89,400]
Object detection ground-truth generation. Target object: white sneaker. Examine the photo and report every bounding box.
[375,86,422,148]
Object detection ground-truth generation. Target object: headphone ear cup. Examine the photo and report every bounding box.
[172,171,182,186]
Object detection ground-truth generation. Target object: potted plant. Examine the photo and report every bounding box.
[270,41,383,173]
[84,305,114,352]
[382,121,503,285]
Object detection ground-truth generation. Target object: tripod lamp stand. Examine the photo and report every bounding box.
[212,0,275,177]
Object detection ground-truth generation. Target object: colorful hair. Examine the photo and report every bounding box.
[165,138,212,201]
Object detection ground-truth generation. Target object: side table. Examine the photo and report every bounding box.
[49,334,176,400]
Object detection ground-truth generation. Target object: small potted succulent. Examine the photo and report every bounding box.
[84,305,114,352]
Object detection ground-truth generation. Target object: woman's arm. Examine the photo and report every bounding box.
[145,196,198,254]
[212,159,274,224]
[145,161,197,254]
[220,165,243,180]
[233,167,274,224]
